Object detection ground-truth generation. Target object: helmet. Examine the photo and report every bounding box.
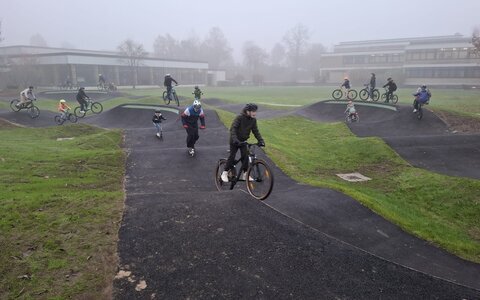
[60,99,66,103]
[244,103,258,112]
[79,87,85,90]
[193,99,201,110]
[99,74,102,76]
[194,85,199,89]
[155,109,161,113]
[387,77,392,81]
[421,84,427,89]
[166,74,171,77]
[28,86,34,89]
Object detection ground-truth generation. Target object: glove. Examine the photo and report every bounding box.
[258,140,265,147]
[183,124,188,129]
[200,125,205,129]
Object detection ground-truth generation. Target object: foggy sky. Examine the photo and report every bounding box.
[2,0,480,59]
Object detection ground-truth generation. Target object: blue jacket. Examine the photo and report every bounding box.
[181,106,205,128]
[415,90,430,103]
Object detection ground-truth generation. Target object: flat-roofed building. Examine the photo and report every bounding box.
[0,45,211,88]
[320,34,480,88]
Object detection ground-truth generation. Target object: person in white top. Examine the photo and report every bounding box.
[18,86,36,107]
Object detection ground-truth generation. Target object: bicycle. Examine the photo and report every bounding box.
[332,87,358,100]
[359,84,380,101]
[10,99,40,118]
[54,109,78,125]
[74,98,103,118]
[214,142,274,200]
[345,111,359,123]
[381,88,399,104]
[162,85,179,106]
[97,82,108,91]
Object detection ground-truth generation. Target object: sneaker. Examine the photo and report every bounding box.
[156,133,160,137]
[221,171,229,183]
[413,109,417,113]
[189,148,195,156]
[80,110,85,114]
[240,172,254,181]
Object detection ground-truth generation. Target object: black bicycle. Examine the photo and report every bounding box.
[359,84,380,101]
[214,143,274,200]
[10,99,40,118]
[54,109,78,125]
[381,87,399,104]
[163,85,179,106]
[332,88,358,100]
[74,99,103,118]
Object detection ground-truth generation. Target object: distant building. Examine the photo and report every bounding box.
[0,45,213,88]
[320,34,480,87]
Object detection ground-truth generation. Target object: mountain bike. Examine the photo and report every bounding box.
[54,109,78,125]
[345,111,359,123]
[332,88,358,100]
[10,99,40,118]
[214,142,274,200]
[359,84,380,101]
[381,88,398,104]
[97,82,108,91]
[74,99,103,118]
[163,85,179,106]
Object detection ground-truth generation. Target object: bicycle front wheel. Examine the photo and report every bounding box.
[359,89,369,100]
[332,89,342,100]
[68,113,78,123]
[215,159,236,191]
[391,95,399,104]
[29,106,40,118]
[54,115,64,125]
[91,102,103,114]
[372,89,380,101]
[174,92,179,106]
[246,159,274,200]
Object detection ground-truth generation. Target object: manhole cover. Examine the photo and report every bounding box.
[336,172,371,182]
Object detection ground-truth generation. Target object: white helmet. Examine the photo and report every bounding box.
[166,73,171,77]
[60,99,66,103]
[193,99,201,110]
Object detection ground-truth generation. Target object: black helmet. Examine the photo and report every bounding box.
[194,85,199,89]
[244,103,258,112]
[28,86,34,89]
[421,84,427,89]
[79,87,85,90]
[387,77,392,81]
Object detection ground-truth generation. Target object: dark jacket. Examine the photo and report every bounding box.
[76,89,89,101]
[164,76,178,87]
[383,81,397,92]
[370,75,376,88]
[152,113,166,123]
[341,79,351,89]
[230,113,263,144]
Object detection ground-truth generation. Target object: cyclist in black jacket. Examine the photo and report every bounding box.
[164,74,178,100]
[382,77,397,103]
[221,103,265,183]
[76,87,90,113]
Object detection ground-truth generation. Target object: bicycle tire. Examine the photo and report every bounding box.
[162,91,170,105]
[10,99,21,112]
[215,159,235,191]
[332,89,342,100]
[68,113,78,123]
[29,106,40,118]
[174,92,179,106]
[381,93,386,101]
[359,89,369,101]
[372,89,380,101]
[97,84,103,91]
[391,95,399,104]
[54,115,64,125]
[74,106,86,118]
[91,102,103,114]
[347,89,358,100]
[246,159,274,200]
[417,107,423,120]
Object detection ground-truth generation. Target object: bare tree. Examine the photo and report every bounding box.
[283,23,310,80]
[0,21,4,44]
[30,33,48,47]
[472,27,480,56]
[304,43,326,82]
[243,41,268,85]
[202,27,233,69]
[270,43,286,67]
[153,34,178,59]
[118,39,147,88]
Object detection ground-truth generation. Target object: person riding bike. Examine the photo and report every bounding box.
[345,100,357,118]
[152,109,167,138]
[164,74,178,100]
[368,73,376,100]
[413,84,432,113]
[76,87,90,113]
[341,77,351,99]
[18,86,36,107]
[58,99,71,119]
[382,77,397,103]
[221,103,265,183]
[98,74,106,87]
[181,99,205,156]
[193,86,203,99]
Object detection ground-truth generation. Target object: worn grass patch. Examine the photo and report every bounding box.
[0,123,125,299]
[216,108,480,263]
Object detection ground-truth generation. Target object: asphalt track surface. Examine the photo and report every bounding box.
[1,104,479,298]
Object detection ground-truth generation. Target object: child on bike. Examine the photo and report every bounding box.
[344,100,357,118]
[58,99,71,119]
[181,99,205,156]
[221,103,265,183]
[152,109,167,138]
[341,77,351,99]
[413,85,431,113]
[192,86,203,99]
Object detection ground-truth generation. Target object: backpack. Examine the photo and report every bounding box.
[391,82,397,91]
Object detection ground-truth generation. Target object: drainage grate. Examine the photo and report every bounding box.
[336,172,371,182]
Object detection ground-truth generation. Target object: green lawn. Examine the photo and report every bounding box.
[216,109,480,263]
[0,123,125,299]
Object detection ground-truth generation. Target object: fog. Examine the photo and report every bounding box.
[2,0,479,59]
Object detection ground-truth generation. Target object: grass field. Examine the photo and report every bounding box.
[0,123,125,299]
[216,109,480,263]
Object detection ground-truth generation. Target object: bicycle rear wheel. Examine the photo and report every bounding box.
[162,91,170,104]
[68,113,78,123]
[391,95,399,104]
[29,106,40,118]
[347,89,358,100]
[214,159,236,191]
[10,99,21,112]
[54,115,64,125]
[359,89,369,100]
[246,159,274,200]
[74,106,86,118]
[332,89,342,100]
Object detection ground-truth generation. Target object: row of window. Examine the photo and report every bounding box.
[343,54,403,65]
[405,49,475,61]
[406,67,480,78]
